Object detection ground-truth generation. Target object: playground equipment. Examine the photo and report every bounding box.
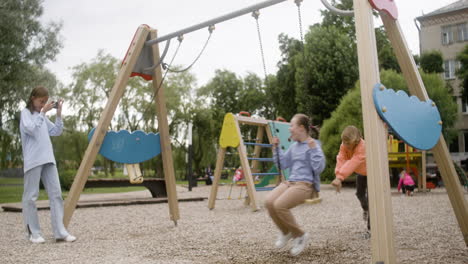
[65,0,466,262]
[87,128,162,184]
[387,135,428,192]
[208,112,321,210]
[63,26,180,227]
[208,112,282,211]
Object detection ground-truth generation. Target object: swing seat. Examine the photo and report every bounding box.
[304,191,322,205]
[88,128,161,164]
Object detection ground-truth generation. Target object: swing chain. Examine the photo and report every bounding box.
[252,10,268,80]
[295,0,304,43]
[165,26,214,73]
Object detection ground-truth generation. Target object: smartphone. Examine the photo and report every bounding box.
[52,101,58,109]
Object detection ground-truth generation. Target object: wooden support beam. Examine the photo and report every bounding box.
[353,0,396,263]
[421,151,427,192]
[63,26,151,227]
[236,116,269,126]
[150,29,180,224]
[208,147,227,209]
[381,12,468,246]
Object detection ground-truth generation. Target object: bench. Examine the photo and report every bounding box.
[85,178,167,198]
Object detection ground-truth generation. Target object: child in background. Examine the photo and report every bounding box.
[264,114,325,256]
[331,125,369,230]
[398,171,416,196]
[20,86,76,243]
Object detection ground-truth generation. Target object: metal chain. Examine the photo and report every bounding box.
[295,0,304,43]
[135,37,184,126]
[166,25,215,73]
[252,10,268,80]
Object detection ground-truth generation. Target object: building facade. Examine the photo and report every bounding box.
[417,0,468,160]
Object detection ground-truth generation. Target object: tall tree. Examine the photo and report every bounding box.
[420,50,444,74]
[267,33,303,120]
[296,24,359,124]
[456,45,468,99]
[0,0,62,168]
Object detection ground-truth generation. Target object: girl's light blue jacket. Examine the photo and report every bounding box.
[20,108,63,173]
[273,140,325,191]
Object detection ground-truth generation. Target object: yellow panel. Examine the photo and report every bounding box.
[219,113,240,148]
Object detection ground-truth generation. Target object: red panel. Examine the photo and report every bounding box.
[368,0,398,20]
[122,24,153,81]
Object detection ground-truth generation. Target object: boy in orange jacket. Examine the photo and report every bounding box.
[331,126,369,230]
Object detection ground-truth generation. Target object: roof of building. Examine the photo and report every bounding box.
[416,0,468,21]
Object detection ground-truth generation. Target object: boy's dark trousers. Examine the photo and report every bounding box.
[356,174,370,230]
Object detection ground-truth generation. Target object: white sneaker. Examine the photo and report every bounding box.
[290,233,310,256]
[275,232,292,249]
[29,235,45,244]
[56,235,77,242]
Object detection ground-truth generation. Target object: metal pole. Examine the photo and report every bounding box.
[146,0,288,46]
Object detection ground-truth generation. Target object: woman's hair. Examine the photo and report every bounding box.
[341,125,361,145]
[292,113,320,139]
[26,86,49,113]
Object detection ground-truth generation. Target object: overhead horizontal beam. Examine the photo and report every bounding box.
[146,0,288,46]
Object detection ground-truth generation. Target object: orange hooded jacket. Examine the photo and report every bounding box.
[335,138,367,180]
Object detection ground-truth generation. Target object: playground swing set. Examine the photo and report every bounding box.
[210,112,322,208]
[61,0,467,263]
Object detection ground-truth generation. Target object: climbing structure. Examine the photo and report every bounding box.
[208,113,292,211]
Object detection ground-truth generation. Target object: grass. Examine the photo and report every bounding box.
[0,177,146,204]
[0,177,238,204]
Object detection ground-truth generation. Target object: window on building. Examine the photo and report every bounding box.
[444,60,457,79]
[442,25,454,45]
[450,135,459,152]
[457,23,468,42]
[462,97,468,113]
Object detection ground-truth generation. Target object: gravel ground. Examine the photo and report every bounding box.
[1,185,467,264]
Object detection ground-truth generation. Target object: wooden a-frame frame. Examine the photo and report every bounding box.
[354,0,468,263]
[208,114,277,211]
[63,25,180,227]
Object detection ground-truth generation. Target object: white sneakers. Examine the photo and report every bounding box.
[56,235,77,243]
[275,232,292,249]
[290,233,310,256]
[29,234,45,244]
[275,232,310,256]
[29,234,77,243]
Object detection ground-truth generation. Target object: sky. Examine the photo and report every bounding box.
[40,0,457,88]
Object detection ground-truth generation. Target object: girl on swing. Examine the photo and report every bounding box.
[264,114,325,256]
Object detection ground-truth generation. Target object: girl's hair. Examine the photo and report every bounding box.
[292,113,320,139]
[26,86,49,113]
[341,125,361,145]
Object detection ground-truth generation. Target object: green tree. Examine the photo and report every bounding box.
[456,45,468,98]
[296,25,359,124]
[319,70,457,181]
[320,0,355,40]
[420,50,444,74]
[0,0,62,168]
[375,26,400,72]
[267,34,303,120]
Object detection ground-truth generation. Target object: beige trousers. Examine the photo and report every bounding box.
[264,181,316,238]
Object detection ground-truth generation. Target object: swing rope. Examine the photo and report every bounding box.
[295,0,304,43]
[134,25,215,127]
[164,25,215,73]
[252,10,268,80]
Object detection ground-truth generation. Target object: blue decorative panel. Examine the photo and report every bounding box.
[268,121,293,179]
[373,83,442,150]
[88,128,161,163]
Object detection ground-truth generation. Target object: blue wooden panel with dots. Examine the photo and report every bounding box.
[88,128,161,164]
[269,121,293,179]
[373,83,442,150]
